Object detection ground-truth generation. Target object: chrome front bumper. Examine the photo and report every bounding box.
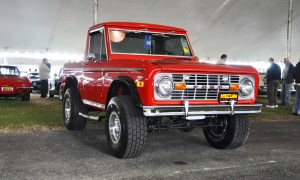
[143,102,262,117]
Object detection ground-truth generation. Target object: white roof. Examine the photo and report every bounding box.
[0,0,299,63]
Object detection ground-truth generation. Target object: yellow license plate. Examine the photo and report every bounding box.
[2,86,14,92]
[218,92,238,102]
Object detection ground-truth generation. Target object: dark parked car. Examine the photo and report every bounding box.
[28,72,41,91]
[259,72,296,96]
[28,72,57,98]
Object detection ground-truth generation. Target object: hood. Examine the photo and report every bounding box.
[148,59,257,75]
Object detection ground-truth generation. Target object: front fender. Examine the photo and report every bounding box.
[106,76,142,109]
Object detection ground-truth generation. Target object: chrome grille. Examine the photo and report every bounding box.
[171,74,240,100]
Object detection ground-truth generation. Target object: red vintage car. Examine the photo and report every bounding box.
[0,65,31,101]
[60,22,262,158]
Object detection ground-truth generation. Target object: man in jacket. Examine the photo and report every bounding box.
[39,58,50,98]
[281,58,294,106]
[293,60,300,115]
[266,58,281,108]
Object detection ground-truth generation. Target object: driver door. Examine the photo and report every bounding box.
[82,28,107,108]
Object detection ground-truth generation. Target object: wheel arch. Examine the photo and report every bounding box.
[63,76,79,95]
[106,76,142,110]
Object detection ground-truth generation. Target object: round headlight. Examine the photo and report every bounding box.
[239,78,254,97]
[156,77,173,97]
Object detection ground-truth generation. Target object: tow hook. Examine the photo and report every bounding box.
[184,100,189,117]
[184,100,205,120]
[230,100,236,115]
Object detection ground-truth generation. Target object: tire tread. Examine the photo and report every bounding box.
[107,96,147,158]
[203,115,250,149]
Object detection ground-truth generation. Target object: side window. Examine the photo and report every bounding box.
[89,29,107,61]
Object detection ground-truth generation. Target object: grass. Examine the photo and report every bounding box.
[0,95,63,131]
[250,95,300,121]
[0,94,299,132]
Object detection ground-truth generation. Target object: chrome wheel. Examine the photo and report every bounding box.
[109,111,121,144]
[64,98,71,124]
[59,87,63,100]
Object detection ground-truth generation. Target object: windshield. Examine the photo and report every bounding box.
[0,66,20,76]
[109,29,192,57]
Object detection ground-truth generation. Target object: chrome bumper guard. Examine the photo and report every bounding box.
[143,102,262,117]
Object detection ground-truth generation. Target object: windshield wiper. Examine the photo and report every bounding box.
[152,33,169,38]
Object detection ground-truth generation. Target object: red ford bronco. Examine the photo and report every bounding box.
[60,22,262,158]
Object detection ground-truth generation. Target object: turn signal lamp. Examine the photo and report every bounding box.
[230,84,239,91]
[136,81,144,87]
[174,83,187,90]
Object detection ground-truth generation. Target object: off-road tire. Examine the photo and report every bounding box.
[106,95,147,158]
[63,88,87,130]
[21,92,30,101]
[203,115,250,149]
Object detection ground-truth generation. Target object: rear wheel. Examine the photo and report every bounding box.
[106,96,147,158]
[203,115,250,149]
[21,92,30,101]
[59,85,63,101]
[49,91,55,98]
[63,88,87,130]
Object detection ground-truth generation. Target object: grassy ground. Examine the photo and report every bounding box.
[250,95,300,121]
[0,95,63,132]
[0,94,299,132]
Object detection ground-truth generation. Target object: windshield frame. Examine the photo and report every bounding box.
[0,66,20,76]
[107,28,194,58]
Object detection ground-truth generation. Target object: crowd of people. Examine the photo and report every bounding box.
[266,57,300,116]
[216,54,300,116]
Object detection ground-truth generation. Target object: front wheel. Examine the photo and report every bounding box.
[203,115,250,149]
[105,96,147,158]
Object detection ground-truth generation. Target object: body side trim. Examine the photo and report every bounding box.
[82,99,106,109]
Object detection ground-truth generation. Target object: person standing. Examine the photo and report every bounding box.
[39,58,50,98]
[266,58,281,108]
[293,60,300,115]
[281,58,294,106]
[217,54,227,65]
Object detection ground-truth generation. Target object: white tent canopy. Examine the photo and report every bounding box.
[0,0,299,64]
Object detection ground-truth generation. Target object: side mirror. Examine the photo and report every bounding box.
[87,53,96,61]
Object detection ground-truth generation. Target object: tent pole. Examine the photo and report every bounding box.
[287,0,293,60]
[93,0,99,25]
